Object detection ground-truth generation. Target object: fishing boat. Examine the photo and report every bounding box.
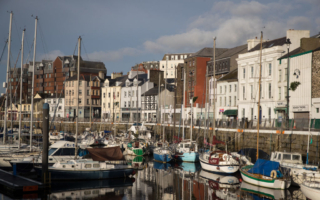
[153,147,173,163]
[35,146,135,180]
[270,151,320,185]
[240,159,291,189]
[300,181,320,199]
[173,139,199,162]
[10,141,87,173]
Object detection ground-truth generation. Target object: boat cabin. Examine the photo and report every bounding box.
[270,151,303,165]
[176,141,198,153]
[48,141,78,157]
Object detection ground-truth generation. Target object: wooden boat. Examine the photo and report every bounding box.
[240,159,291,189]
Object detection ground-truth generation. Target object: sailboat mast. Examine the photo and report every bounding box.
[3,11,13,144]
[75,36,81,159]
[90,74,91,128]
[30,16,38,151]
[183,70,186,139]
[163,56,167,142]
[256,31,263,160]
[212,37,216,151]
[18,29,25,150]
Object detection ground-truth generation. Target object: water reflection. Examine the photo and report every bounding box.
[0,156,311,199]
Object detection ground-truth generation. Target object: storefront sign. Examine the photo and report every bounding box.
[277,102,287,107]
[292,105,309,112]
[219,109,224,113]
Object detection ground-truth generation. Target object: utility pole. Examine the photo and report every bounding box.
[4,12,13,144]
[30,16,38,151]
[18,29,25,150]
[285,39,291,129]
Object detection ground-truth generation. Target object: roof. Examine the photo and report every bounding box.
[216,44,247,60]
[278,47,301,60]
[66,74,103,82]
[249,37,286,52]
[141,87,159,96]
[46,94,65,99]
[189,47,228,58]
[217,69,238,82]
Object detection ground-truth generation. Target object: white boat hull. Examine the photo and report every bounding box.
[300,182,320,200]
[200,158,239,174]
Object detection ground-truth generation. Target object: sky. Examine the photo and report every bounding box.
[0,0,319,94]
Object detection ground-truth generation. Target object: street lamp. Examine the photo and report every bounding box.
[285,38,291,129]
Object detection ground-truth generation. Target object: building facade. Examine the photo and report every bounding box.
[159,53,191,79]
[44,95,65,118]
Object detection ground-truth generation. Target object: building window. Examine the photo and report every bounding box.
[317,108,319,113]
[224,97,226,106]
[220,97,222,106]
[132,101,134,107]
[269,83,271,99]
[284,68,287,81]
[128,91,131,97]
[79,90,82,95]
[108,93,110,98]
[243,86,245,100]
[103,93,105,98]
[279,70,281,82]
[220,86,222,94]
[24,105,26,111]
[268,107,271,119]
[124,102,126,107]
[87,90,89,95]
[66,90,68,95]
[108,103,110,108]
[229,85,231,92]
[234,96,236,106]
[117,92,119,97]
[251,85,253,99]
[242,108,245,118]
[235,84,237,92]
[251,108,253,120]
[269,63,272,76]
[128,101,131,107]
[224,86,227,94]
[229,96,231,106]
[79,99,81,104]
[132,91,134,97]
[79,81,82,86]
[278,87,281,100]
[284,86,287,99]
[72,90,74,96]
[72,81,74,87]
[251,66,253,78]
[87,81,89,87]
[124,92,127,97]
[87,99,89,105]
[243,68,246,79]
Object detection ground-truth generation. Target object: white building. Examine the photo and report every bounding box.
[101,74,127,122]
[45,95,65,118]
[237,30,310,121]
[159,53,191,79]
[215,69,238,119]
[120,71,153,121]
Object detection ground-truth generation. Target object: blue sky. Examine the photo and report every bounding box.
[0,0,319,94]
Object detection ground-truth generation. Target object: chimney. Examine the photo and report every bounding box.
[247,38,261,51]
[286,30,310,51]
[98,71,105,80]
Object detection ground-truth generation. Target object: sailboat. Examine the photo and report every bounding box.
[239,32,291,189]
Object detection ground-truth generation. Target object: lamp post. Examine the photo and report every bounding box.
[285,38,291,129]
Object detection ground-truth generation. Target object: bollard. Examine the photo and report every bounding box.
[42,103,49,184]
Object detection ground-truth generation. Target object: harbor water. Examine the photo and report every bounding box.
[0,155,309,200]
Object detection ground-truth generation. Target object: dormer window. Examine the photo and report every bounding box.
[64,60,70,64]
[126,81,130,87]
[105,82,109,87]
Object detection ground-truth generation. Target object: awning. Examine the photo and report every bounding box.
[274,107,287,114]
[223,109,238,116]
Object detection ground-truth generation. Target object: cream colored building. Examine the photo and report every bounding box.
[65,73,104,119]
[101,75,127,122]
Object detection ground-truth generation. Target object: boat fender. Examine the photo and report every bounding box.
[223,154,228,161]
[270,170,277,179]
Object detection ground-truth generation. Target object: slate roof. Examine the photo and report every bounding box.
[65,74,103,82]
[189,47,228,58]
[216,44,247,60]
[218,69,238,82]
[249,37,287,52]
[141,87,159,96]
[278,47,301,60]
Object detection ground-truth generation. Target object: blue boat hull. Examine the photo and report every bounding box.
[35,167,135,180]
[153,152,172,163]
[175,152,199,162]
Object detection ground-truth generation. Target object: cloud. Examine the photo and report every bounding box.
[287,16,313,31]
[39,50,64,61]
[87,47,142,62]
